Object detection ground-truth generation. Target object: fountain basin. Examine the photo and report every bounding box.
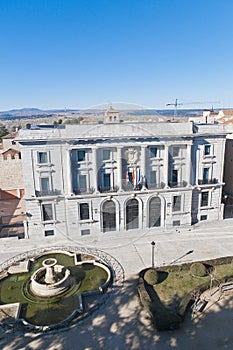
[0,248,117,330]
[30,258,71,297]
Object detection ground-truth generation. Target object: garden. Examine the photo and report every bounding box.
[138,256,233,330]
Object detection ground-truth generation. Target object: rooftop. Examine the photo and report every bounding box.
[16,121,228,144]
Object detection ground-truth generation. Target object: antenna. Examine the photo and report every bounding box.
[166,99,183,118]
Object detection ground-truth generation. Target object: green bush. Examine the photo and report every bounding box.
[138,277,152,309]
[144,269,159,285]
[190,262,207,277]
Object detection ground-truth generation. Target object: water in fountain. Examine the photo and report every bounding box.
[0,251,111,328]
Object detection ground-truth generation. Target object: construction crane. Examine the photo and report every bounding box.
[166,99,182,117]
[166,99,220,118]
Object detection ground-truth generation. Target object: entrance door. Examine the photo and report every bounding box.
[126,199,139,230]
[102,200,116,232]
[149,197,161,227]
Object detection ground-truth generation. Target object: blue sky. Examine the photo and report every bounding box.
[0,0,232,111]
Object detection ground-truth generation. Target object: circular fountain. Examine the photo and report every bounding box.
[30,258,71,297]
[0,247,123,331]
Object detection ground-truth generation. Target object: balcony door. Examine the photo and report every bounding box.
[126,198,139,230]
[102,200,116,232]
[149,197,161,227]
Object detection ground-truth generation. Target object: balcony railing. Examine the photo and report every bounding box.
[98,186,119,193]
[72,187,95,195]
[35,190,61,197]
[168,181,188,188]
[198,178,218,185]
[122,182,140,191]
[147,182,165,190]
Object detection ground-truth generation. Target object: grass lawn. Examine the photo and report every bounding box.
[138,257,233,330]
[155,262,233,307]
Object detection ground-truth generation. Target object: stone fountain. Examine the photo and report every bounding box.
[0,248,116,330]
[30,258,71,297]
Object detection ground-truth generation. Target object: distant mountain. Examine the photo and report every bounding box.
[0,108,47,118]
[0,107,85,119]
[0,105,222,120]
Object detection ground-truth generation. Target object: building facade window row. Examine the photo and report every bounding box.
[18,121,226,239]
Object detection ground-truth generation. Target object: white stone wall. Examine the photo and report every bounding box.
[17,122,227,239]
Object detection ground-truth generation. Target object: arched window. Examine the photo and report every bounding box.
[126,198,139,230]
[102,200,116,232]
[149,197,161,227]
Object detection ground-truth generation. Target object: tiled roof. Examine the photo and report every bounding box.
[220,110,233,116]
[2,131,18,139]
[1,148,20,155]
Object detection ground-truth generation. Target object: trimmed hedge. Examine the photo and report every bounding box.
[144,269,159,285]
[138,276,182,330]
[138,256,233,330]
[190,262,207,277]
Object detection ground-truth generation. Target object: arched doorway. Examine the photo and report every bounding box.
[102,200,116,232]
[126,198,139,230]
[149,197,161,227]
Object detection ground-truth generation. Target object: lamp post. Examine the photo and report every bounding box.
[151,241,156,268]
[170,250,194,265]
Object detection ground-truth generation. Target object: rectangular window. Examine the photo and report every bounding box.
[200,215,208,221]
[172,169,178,184]
[40,177,50,194]
[103,173,111,190]
[38,152,48,164]
[201,191,209,207]
[203,168,209,183]
[173,220,180,226]
[173,195,181,212]
[44,229,54,237]
[103,149,111,161]
[150,171,157,186]
[172,146,180,157]
[78,150,86,162]
[80,203,90,220]
[150,147,158,158]
[79,175,87,192]
[42,204,54,221]
[204,145,211,155]
[81,229,90,236]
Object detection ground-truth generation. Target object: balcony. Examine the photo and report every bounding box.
[168,181,188,188]
[98,186,119,193]
[73,187,95,195]
[147,182,165,190]
[198,178,218,185]
[122,181,139,191]
[35,190,61,197]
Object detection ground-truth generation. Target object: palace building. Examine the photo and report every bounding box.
[17,112,227,240]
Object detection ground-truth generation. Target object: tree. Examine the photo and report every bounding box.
[0,126,8,141]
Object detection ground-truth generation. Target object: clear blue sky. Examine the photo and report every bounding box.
[0,0,232,111]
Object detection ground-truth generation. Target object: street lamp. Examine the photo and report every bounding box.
[151,241,156,268]
[170,250,194,264]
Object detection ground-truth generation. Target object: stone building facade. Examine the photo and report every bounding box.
[0,131,24,199]
[17,119,226,240]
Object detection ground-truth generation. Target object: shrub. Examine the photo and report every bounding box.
[138,277,152,309]
[190,262,206,277]
[144,269,159,285]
